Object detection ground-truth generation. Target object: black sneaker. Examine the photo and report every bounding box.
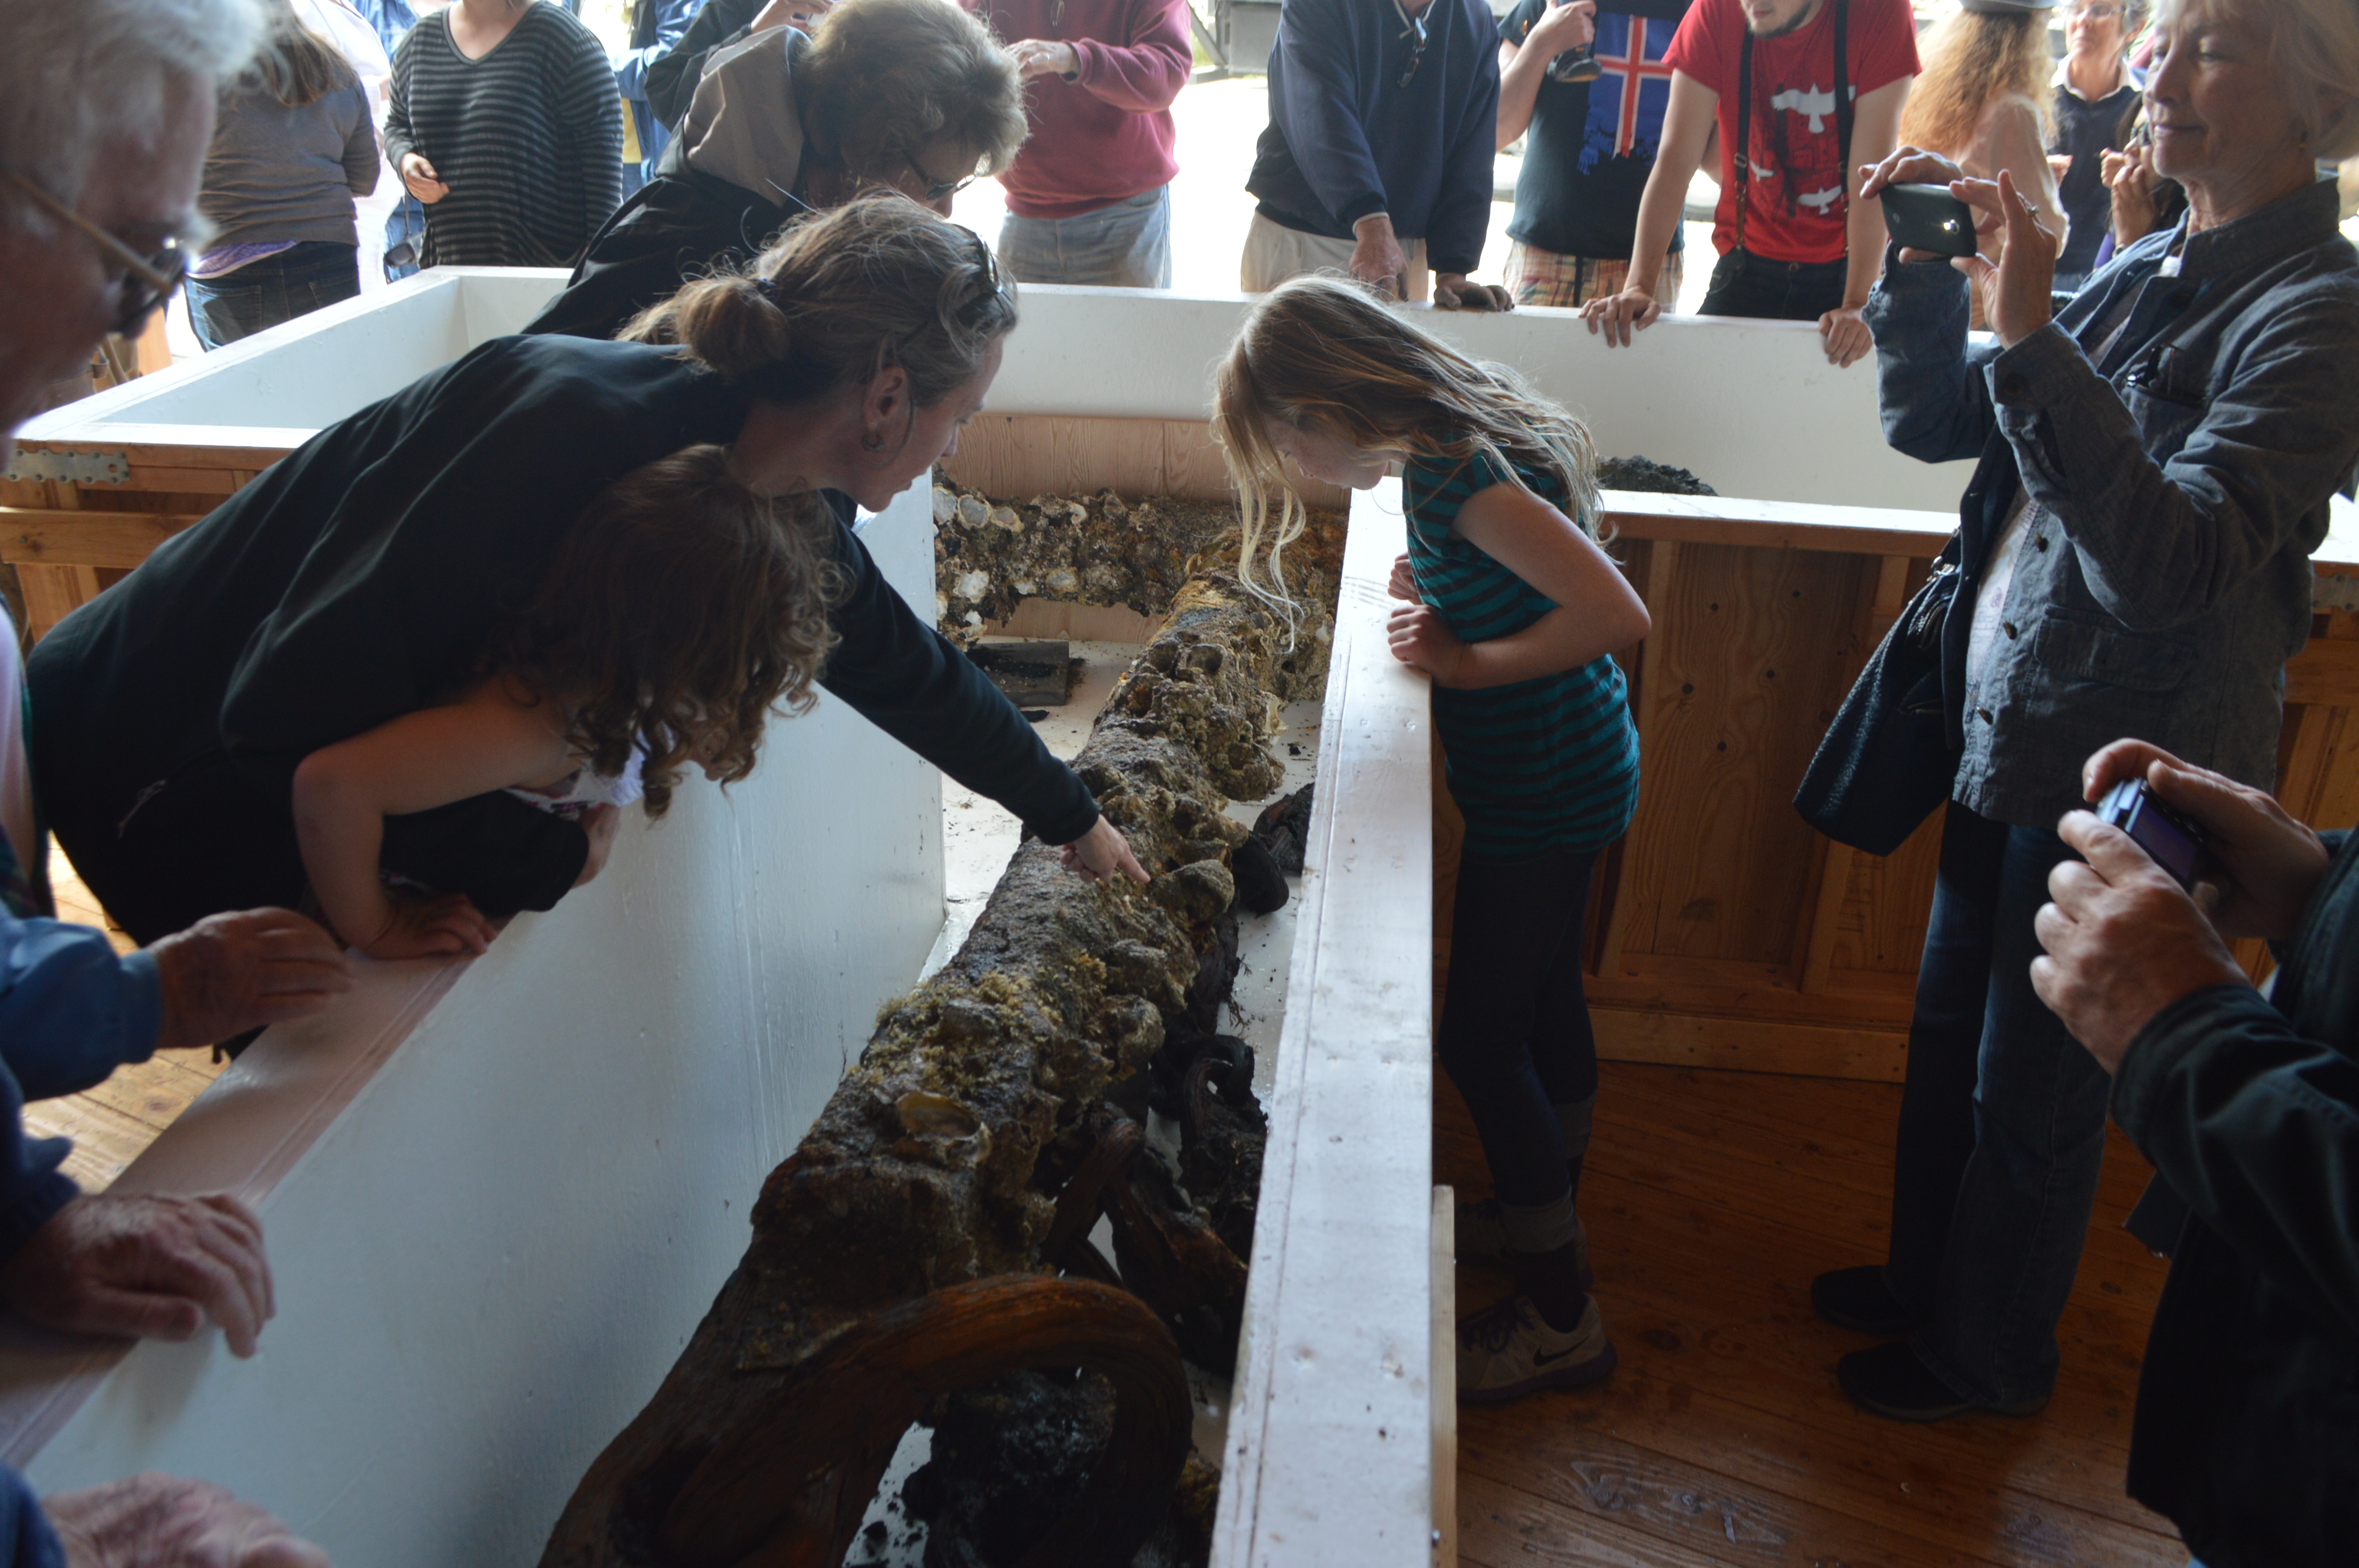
[1811,1265,1928,1336]
[1837,1340,2049,1422]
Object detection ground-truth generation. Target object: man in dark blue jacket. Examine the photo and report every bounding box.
[1240,0,1512,308]
[2034,736,2359,1568]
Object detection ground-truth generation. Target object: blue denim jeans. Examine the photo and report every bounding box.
[1884,801,2111,1406]
[995,185,1171,289]
[184,241,361,350]
[1437,847,1600,1209]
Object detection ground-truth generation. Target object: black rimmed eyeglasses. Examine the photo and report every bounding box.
[1394,0,1430,87]
[906,154,983,206]
[6,172,192,338]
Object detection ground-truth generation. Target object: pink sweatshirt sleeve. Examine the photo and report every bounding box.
[1070,0,1192,114]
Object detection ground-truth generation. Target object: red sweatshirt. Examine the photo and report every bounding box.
[968,0,1190,218]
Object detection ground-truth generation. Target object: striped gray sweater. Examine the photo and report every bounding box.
[384,2,623,268]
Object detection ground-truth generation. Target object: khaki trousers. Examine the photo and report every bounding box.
[1238,212,1430,301]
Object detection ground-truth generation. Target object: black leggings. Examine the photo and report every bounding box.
[1436,847,1601,1209]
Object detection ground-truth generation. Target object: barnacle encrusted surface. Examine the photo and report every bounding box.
[932,482,1346,652]
[737,569,1333,1362]
[540,566,1338,1565]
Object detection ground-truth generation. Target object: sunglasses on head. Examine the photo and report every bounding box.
[7,172,191,339]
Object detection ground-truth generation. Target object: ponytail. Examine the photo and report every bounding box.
[623,193,1015,410]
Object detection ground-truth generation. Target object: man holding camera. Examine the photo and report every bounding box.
[2035,738,2359,1567]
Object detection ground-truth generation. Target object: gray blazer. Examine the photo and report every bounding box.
[1864,177,2359,831]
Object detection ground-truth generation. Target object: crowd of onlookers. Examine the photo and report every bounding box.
[3,0,2358,1563]
[157,0,2353,350]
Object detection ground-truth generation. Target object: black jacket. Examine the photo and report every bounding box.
[26,335,1096,943]
[2111,828,2359,1568]
[522,165,792,340]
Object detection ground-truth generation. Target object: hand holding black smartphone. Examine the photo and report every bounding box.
[1881,182,1979,259]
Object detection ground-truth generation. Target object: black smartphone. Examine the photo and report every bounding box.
[2096,778,2206,892]
[1881,182,1979,258]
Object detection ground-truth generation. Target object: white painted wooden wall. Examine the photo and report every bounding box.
[980,286,1979,513]
[0,483,945,1565]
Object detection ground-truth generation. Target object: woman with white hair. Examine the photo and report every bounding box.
[1808,0,2359,1450]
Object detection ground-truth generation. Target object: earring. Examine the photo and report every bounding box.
[862,431,886,452]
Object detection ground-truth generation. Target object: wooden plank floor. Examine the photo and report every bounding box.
[1440,1064,2185,1568]
[19,846,223,1191]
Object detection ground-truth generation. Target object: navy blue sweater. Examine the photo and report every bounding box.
[1246,0,1501,276]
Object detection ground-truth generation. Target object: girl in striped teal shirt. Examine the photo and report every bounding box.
[1215,276,1651,1406]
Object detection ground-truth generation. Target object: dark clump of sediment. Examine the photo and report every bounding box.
[1599,454,1717,496]
[905,1370,1222,1568]
[539,546,1337,1568]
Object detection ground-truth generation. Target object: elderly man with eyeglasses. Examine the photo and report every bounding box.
[0,0,348,1561]
[1240,0,1516,309]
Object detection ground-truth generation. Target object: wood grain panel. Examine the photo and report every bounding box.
[1608,544,1877,969]
[1591,1007,1908,1079]
[0,509,202,570]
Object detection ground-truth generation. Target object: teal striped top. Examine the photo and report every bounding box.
[1402,443,1641,859]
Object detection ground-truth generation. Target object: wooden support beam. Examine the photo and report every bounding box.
[0,508,202,570]
[1595,539,1677,977]
[2286,634,2359,710]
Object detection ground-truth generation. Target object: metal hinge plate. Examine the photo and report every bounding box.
[4,449,131,486]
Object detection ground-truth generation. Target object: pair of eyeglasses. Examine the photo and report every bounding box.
[906,155,981,206]
[1395,5,1429,88]
[6,173,190,338]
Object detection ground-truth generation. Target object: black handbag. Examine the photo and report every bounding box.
[1792,552,1962,857]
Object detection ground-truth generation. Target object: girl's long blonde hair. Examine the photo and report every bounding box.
[1212,276,1601,609]
[1899,6,2055,158]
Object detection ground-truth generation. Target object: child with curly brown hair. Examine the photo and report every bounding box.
[291,445,840,959]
